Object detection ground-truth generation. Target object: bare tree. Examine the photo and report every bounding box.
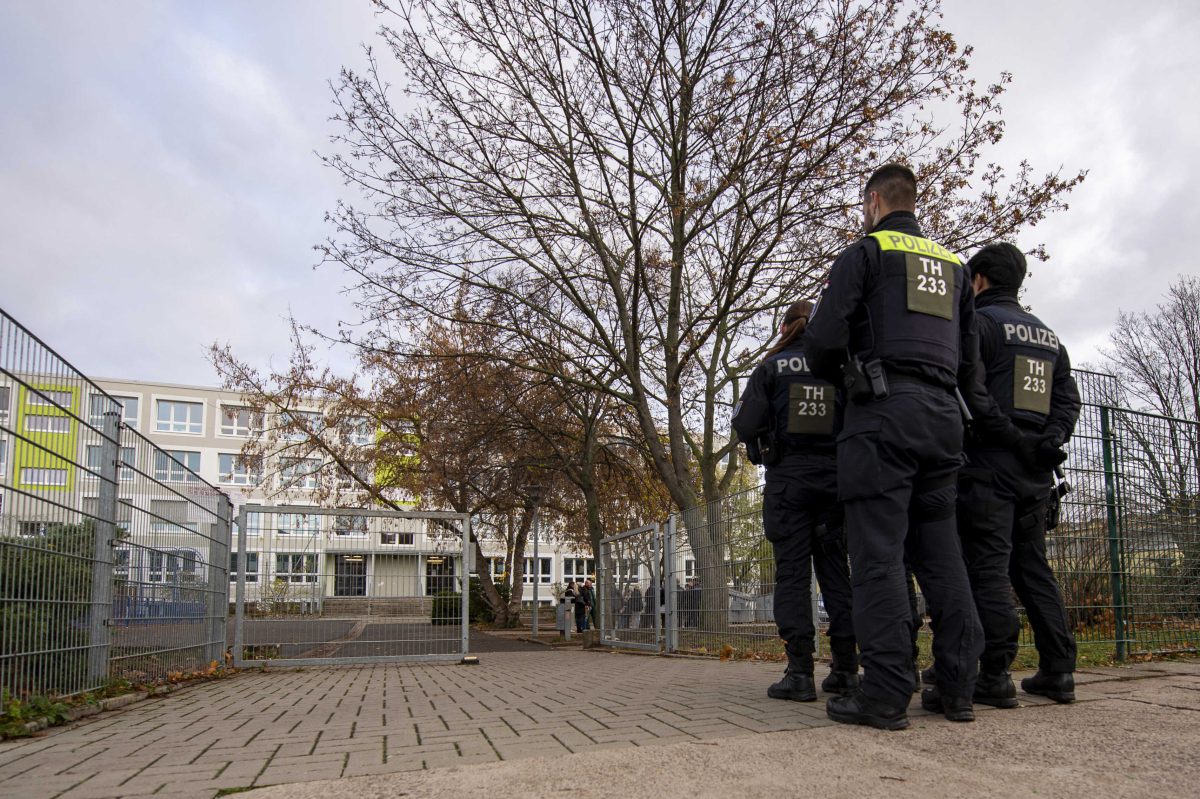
[1100,275,1200,611]
[317,0,1081,627]
[1103,276,1200,423]
[322,0,1080,513]
[210,308,669,626]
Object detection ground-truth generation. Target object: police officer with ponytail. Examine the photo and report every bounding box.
[805,164,1029,729]
[958,243,1081,705]
[732,300,858,703]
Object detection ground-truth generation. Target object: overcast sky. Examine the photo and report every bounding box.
[1,1,1196,386]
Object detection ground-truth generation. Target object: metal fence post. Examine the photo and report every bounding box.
[1100,406,1128,661]
[652,520,661,651]
[234,504,251,667]
[664,513,678,653]
[461,515,471,657]
[210,493,233,665]
[88,410,121,684]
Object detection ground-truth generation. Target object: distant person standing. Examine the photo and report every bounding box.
[566,580,586,633]
[732,299,858,702]
[628,584,644,630]
[580,578,596,631]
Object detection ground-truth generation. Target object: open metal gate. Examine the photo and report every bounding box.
[232,504,471,667]
[598,522,663,651]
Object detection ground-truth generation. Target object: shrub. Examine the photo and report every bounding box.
[0,522,96,697]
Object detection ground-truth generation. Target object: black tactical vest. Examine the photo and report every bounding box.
[768,343,837,449]
[853,231,964,376]
[978,300,1061,428]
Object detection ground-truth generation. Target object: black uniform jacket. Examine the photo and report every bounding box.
[732,340,839,490]
[805,211,1022,447]
[975,289,1082,445]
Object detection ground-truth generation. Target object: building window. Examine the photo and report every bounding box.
[0,385,10,424]
[20,468,67,486]
[0,438,6,479]
[89,394,139,428]
[523,557,552,585]
[275,553,318,583]
[218,453,260,485]
[82,496,133,531]
[25,415,70,433]
[113,548,131,580]
[170,549,199,581]
[380,530,415,546]
[344,417,374,447]
[155,399,203,434]
[277,513,320,537]
[684,559,696,579]
[563,558,595,582]
[279,457,320,490]
[334,514,368,537]
[220,406,262,437]
[26,389,72,409]
[146,548,201,583]
[237,511,263,537]
[230,552,260,583]
[335,462,371,490]
[154,450,200,482]
[488,557,506,580]
[86,445,136,481]
[280,410,323,441]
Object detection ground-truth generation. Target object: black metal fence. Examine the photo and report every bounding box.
[0,309,232,698]
[626,369,1200,663]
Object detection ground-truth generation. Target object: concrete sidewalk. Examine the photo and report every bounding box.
[1,649,1197,799]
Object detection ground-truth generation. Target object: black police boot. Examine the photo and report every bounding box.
[826,690,909,731]
[974,671,1019,708]
[821,669,859,696]
[768,653,816,702]
[821,639,860,696]
[1021,670,1076,704]
[768,668,817,701]
[920,686,975,722]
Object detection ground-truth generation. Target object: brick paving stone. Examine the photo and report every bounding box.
[0,649,854,798]
[256,765,345,787]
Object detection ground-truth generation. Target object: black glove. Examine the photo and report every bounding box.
[1016,432,1066,470]
[1035,436,1069,469]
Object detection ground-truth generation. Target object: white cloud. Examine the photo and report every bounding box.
[941,0,1200,367]
[0,0,1195,386]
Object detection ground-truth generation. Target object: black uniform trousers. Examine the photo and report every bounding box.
[762,463,854,663]
[959,447,1077,674]
[838,382,983,705]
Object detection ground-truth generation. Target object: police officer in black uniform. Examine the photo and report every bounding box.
[805,164,1029,729]
[958,243,1081,705]
[732,300,858,701]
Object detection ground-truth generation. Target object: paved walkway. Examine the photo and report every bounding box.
[1,650,1198,799]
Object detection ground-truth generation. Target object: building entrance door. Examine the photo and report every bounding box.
[334,554,366,597]
[425,556,454,596]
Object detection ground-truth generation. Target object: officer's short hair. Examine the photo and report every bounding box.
[865,163,917,210]
[967,242,1027,290]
